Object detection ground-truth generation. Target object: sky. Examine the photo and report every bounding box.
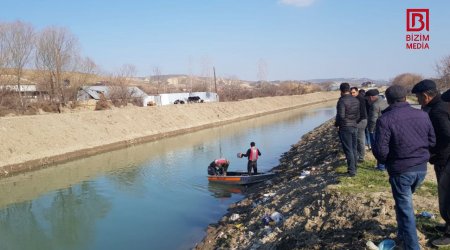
[2,0,450,81]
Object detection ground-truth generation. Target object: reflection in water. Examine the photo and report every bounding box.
[0,182,111,250]
[0,102,336,250]
[207,183,247,198]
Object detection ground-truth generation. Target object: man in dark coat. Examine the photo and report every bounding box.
[335,83,360,176]
[412,80,450,247]
[373,85,436,250]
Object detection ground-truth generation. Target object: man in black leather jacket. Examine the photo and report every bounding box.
[335,82,360,176]
[412,80,450,247]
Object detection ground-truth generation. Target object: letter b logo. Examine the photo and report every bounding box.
[407,9,429,32]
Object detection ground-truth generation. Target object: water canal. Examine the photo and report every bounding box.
[0,103,336,250]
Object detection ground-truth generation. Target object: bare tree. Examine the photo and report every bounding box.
[256,59,269,97]
[187,56,194,92]
[391,73,423,91]
[257,58,268,83]
[436,55,450,89]
[66,56,98,102]
[108,64,137,106]
[0,23,9,77]
[219,75,242,101]
[200,56,212,91]
[152,66,162,94]
[4,21,35,108]
[35,26,79,105]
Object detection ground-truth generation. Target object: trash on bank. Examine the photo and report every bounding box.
[418,211,435,219]
[263,192,276,197]
[300,170,311,179]
[270,212,283,224]
[230,213,240,221]
[262,214,272,226]
[378,239,395,250]
[301,170,310,176]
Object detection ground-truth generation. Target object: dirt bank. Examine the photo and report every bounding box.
[0,92,338,177]
[195,120,440,250]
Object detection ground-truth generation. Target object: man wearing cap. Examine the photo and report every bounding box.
[365,89,388,170]
[412,80,450,247]
[335,82,360,176]
[373,85,435,250]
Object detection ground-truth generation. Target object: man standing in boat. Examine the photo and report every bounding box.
[208,158,230,176]
[240,142,261,175]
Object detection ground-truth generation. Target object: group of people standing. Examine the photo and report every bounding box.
[335,82,388,176]
[336,80,450,249]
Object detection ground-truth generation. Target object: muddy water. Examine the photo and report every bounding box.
[0,103,336,250]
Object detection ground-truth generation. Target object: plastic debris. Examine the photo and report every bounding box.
[299,176,306,179]
[261,214,272,226]
[300,170,310,178]
[378,239,395,250]
[270,212,283,224]
[365,240,379,250]
[263,192,276,197]
[419,211,435,219]
[230,213,240,221]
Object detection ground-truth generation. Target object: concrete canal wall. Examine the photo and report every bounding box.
[0,92,339,177]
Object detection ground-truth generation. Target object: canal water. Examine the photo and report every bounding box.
[0,103,335,250]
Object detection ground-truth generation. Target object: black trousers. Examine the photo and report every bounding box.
[436,161,450,230]
[338,126,358,175]
[247,161,257,175]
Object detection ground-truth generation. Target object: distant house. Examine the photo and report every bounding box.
[77,85,219,107]
[77,85,149,106]
[156,92,219,106]
[361,81,376,88]
[0,75,45,98]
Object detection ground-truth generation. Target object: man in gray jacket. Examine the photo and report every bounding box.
[351,87,368,162]
[366,89,388,170]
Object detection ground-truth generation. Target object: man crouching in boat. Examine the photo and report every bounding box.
[208,159,230,176]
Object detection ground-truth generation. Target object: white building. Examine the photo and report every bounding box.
[78,85,219,107]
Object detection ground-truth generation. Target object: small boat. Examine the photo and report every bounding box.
[208,171,276,185]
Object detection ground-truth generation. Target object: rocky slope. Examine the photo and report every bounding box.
[195,120,439,250]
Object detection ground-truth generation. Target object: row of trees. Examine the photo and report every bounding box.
[0,21,97,110]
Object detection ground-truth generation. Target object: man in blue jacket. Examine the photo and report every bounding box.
[373,85,436,250]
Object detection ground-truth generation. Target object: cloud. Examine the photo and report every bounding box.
[279,0,317,7]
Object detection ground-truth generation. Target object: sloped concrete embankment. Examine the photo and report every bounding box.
[0,92,338,177]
